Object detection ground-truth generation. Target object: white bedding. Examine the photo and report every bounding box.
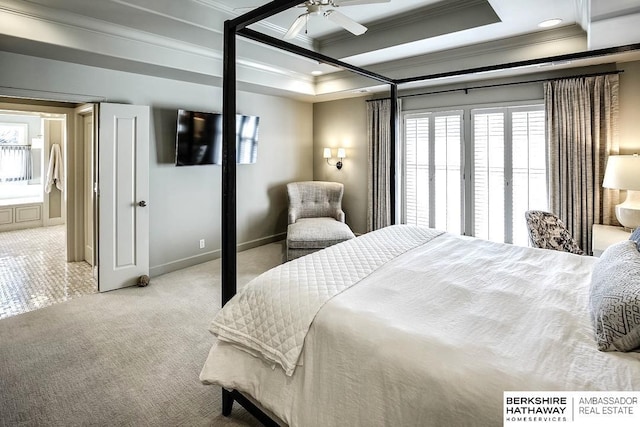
[209,225,443,375]
[201,227,640,426]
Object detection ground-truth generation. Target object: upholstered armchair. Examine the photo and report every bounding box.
[524,210,585,255]
[286,181,355,261]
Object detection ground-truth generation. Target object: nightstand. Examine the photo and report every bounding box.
[592,224,631,257]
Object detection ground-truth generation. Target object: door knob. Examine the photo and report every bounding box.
[138,201,147,207]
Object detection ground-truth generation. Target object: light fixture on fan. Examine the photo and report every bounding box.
[284,0,390,40]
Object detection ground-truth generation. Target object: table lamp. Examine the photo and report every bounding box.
[602,154,640,230]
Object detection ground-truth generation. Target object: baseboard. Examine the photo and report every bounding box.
[0,220,43,232]
[149,232,286,277]
[236,232,286,252]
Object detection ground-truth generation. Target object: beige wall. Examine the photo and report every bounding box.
[313,60,640,229]
[43,119,64,222]
[618,60,640,154]
[0,50,314,276]
[313,97,369,235]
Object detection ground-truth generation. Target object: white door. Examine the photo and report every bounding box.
[97,103,150,292]
[83,113,95,267]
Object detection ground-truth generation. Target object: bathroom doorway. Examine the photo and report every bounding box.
[0,100,97,318]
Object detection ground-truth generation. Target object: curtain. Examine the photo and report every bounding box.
[0,145,32,182]
[367,99,391,232]
[545,74,619,254]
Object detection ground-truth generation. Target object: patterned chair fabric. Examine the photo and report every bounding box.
[286,181,355,261]
[524,210,585,255]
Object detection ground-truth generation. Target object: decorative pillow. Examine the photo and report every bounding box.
[631,227,640,252]
[589,241,640,352]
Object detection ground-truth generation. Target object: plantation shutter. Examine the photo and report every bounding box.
[403,104,546,245]
[433,114,462,233]
[405,115,430,227]
[510,107,546,246]
[473,111,505,243]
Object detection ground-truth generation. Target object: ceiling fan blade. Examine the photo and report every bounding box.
[324,9,367,35]
[284,14,308,40]
[333,0,390,6]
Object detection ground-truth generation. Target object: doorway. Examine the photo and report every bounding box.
[0,100,97,318]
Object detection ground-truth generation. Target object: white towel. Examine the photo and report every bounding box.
[45,143,64,193]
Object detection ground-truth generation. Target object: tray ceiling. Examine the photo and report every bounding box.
[0,0,639,101]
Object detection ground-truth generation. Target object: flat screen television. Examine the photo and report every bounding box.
[175,109,259,166]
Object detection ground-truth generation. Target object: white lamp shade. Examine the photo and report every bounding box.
[323,147,332,159]
[337,148,346,159]
[603,155,640,191]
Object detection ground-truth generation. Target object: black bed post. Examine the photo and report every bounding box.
[390,83,398,225]
[219,2,310,418]
[217,0,397,421]
[221,18,237,417]
[221,19,237,315]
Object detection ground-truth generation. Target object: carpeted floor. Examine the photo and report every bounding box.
[0,242,285,427]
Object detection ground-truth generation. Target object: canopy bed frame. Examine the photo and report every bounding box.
[219,1,640,423]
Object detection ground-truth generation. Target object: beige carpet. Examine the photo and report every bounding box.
[0,242,285,427]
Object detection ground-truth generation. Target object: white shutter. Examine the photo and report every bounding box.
[473,111,505,243]
[404,104,546,245]
[433,113,462,233]
[404,115,429,227]
[510,107,547,246]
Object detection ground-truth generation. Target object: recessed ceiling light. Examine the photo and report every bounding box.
[311,70,323,76]
[538,18,563,28]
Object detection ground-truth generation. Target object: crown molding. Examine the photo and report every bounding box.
[0,1,218,58]
[192,0,316,47]
[369,25,588,77]
[108,0,226,33]
[0,0,317,92]
[317,0,493,49]
[313,25,588,95]
[316,25,586,82]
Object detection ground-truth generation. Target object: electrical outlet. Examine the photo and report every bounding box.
[199,239,205,249]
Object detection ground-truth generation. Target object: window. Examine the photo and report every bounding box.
[0,123,31,183]
[404,111,462,233]
[472,111,505,242]
[403,104,547,245]
[0,122,27,145]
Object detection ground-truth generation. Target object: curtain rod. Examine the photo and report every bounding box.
[365,69,624,102]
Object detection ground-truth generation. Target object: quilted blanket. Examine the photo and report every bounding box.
[209,225,443,375]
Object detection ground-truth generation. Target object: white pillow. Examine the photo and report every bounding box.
[589,241,640,352]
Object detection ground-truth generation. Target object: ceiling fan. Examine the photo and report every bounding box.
[283,0,390,40]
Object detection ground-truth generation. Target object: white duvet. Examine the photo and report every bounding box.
[201,227,640,426]
[209,225,443,375]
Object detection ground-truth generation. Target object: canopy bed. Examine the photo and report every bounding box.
[205,1,640,424]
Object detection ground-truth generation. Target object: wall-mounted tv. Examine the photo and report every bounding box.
[175,109,259,166]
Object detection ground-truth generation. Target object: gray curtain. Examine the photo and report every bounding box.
[366,99,391,231]
[545,74,619,254]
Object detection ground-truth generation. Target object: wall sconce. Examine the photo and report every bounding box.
[323,147,346,170]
